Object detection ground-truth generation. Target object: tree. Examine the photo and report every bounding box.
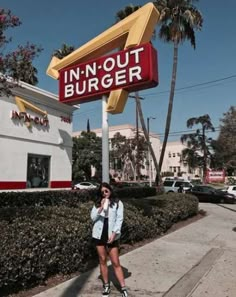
[72,131,102,181]
[211,106,236,175]
[155,0,203,172]
[115,5,161,184]
[181,114,215,181]
[0,8,43,95]
[52,43,75,59]
[110,132,148,180]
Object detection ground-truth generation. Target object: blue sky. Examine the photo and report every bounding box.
[2,0,236,141]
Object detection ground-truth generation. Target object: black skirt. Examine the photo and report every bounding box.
[93,218,119,248]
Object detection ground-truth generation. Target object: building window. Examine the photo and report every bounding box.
[173,153,176,157]
[27,154,50,188]
[168,152,171,158]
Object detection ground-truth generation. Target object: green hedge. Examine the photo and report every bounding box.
[0,190,97,208]
[0,187,156,208]
[0,192,198,295]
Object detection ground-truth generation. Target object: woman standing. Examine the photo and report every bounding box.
[91,182,128,297]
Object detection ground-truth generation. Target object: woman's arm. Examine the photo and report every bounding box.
[112,201,124,234]
[90,203,104,222]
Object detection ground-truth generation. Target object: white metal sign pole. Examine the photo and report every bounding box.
[102,95,109,183]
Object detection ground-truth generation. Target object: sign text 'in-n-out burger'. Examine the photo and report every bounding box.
[59,43,158,104]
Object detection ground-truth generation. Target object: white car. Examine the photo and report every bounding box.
[73,182,98,190]
[163,179,193,193]
[222,185,236,196]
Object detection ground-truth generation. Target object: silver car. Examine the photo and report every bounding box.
[73,182,98,190]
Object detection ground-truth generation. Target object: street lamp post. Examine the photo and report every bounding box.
[147,117,156,187]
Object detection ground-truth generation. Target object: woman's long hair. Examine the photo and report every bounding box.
[95,182,119,208]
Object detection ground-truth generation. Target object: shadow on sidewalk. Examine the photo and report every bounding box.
[98,265,132,291]
[60,265,131,297]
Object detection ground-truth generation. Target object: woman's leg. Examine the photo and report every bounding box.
[96,245,109,284]
[108,246,125,287]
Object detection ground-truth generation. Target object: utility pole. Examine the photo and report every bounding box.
[147,116,156,186]
[135,92,140,182]
[128,93,145,182]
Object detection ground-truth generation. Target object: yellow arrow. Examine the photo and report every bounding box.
[15,96,48,127]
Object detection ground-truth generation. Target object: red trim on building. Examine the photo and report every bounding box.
[50,181,72,188]
[0,181,72,190]
[0,181,26,190]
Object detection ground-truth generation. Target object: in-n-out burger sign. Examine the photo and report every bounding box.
[11,96,49,128]
[59,43,158,104]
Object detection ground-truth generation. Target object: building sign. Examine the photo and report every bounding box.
[47,2,160,113]
[59,43,158,104]
[205,169,225,183]
[11,96,49,128]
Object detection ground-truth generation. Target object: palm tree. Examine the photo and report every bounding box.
[53,43,75,59]
[155,0,203,172]
[181,114,215,181]
[115,5,162,184]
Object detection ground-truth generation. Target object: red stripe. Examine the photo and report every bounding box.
[0,181,72,190]
[0,182,26,190]
[50,181,72,188]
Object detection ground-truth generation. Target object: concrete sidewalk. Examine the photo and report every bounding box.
[33,203,236,297]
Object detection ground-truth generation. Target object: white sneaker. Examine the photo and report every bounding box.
[121,287,128,297]
[102,283,111,296]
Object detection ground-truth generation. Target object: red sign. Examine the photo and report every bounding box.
[205,169,225,183]
[59,43,158,104]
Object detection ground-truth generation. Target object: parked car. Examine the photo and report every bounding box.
[221,185,236,196]
[163,180,193,193]
[186,185,236,204]
[73,181,98,190]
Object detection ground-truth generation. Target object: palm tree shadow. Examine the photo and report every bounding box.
[98,265,132,291]
[59,265,97,297]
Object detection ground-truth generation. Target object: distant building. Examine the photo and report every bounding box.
[161,141,201,180]
[0,81,75,190]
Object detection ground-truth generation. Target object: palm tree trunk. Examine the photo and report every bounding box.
[202,127,208,182]
[159,42,178,171]
[135,94,161,185]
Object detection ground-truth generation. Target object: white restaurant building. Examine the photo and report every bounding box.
[0,82,75,190]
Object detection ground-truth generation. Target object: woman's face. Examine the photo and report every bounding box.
[101,187,111,199]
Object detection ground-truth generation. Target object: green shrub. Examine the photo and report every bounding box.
[0,190,98,208]
[0,187,156,208]
[121,203,159,243]
[0,203,95,295]
[114,186,157,199]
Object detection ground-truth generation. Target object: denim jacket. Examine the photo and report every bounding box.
[90,200,124,241]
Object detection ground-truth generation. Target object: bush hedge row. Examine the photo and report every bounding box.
[0,190,198,295]
[0,186,157,208]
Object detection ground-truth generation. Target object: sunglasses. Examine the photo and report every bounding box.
[101,189,109,194]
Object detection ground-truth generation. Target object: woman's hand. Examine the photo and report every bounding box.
[98,198,106,213]
[107,232,116,244]
[100,198,106,208]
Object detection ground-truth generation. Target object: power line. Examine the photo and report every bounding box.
[144,74,236,97]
